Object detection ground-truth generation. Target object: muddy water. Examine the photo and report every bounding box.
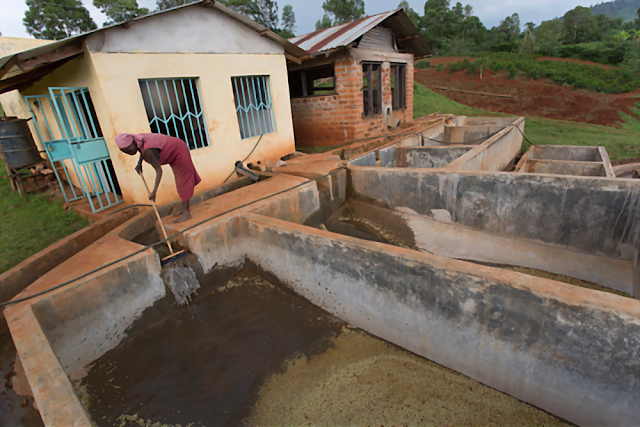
[80,270,344,427]
[78,266,572,427]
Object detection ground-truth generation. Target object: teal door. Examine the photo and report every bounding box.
[26,88,122,213]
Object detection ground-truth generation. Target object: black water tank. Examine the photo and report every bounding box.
[0,117,43,169]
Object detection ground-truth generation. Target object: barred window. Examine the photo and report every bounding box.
[139,78,210,150]
[232,75,276,139]
[362,62,382,117]
[391,64,407,110]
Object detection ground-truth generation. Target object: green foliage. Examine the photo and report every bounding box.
[415,60,431,69]
[419,0,488,55]
[398,1,419,27]
[316,14,333,30]
[315,0,365,29]
[622,40,640,72]
[556,41,627,65]
[441,36,474,56]
[444,53,640,94]
[155,0,194,10]
[281,4,296,35]
[412,81,486,118]
[218,0,296,35]
[93,0,149,26]
[0,159,90,274]
[591,0,640,22]
[23,0,97,40]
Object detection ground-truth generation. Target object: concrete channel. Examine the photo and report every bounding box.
[3,116,640,427]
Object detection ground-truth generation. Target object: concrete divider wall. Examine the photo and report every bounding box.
[339,200,632,293]
[444,125,506,144]
[240,214,640,427]
[521,160,606,177]
[398,146,473,168]
[463,116,518,126]
[530,146,602,162]
[28,250,164,375]
[446,117,524,171]
[183,215,247,274]
[379,146,397,167]
[349,167,640,262]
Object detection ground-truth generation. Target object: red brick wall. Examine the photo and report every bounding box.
[291,54,415,148]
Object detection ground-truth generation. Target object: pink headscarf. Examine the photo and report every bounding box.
[115,133,144,150]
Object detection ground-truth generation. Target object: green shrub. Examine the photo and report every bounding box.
[415,60,432,69]
[440,53,640,94]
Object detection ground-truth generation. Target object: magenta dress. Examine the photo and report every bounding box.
[137,133,201,202]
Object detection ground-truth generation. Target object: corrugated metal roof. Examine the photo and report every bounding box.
[290,9,432,57]
[291,10,399,54]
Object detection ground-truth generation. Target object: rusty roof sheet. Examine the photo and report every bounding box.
[290,9,432,57]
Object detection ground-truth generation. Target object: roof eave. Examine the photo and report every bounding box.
[205,0,308,58]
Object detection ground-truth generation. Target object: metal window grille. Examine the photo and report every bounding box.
[232,75,276,139]
[362,62,382,117]
[25,88,123,213]
[391,64,407,110]
[139,78,210,150]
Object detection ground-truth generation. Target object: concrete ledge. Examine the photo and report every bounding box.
[165,174,325,251]
[7,307,92,427]
[0,209,139,315]
[241,213,640,427]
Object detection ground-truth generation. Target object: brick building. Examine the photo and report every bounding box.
[288,9,432,147]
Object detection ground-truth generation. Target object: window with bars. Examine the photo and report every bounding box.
[139,78,210,150]
[232,75,276,139]
[362,62,382,117]
[391,64,407,110]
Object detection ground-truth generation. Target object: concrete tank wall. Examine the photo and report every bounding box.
[398,146,473,168]
[240,213,640,427]
[349,167,640,262]
[446,118,524,172]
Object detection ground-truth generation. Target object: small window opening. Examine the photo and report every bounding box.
[362,62,382,117]
[288,65,336,98]
[139,78,210,150]
[391,63,407,110]
[232,75,276,140]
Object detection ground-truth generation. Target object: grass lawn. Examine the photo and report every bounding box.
[413,82,640,161]
[0,159,89,274]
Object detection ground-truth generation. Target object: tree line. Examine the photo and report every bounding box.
[19,0,640,74]
[22,0,297,40]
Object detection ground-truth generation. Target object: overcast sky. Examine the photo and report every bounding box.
[1,0,604,39]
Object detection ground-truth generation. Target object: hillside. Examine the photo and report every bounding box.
[590,0,640,21]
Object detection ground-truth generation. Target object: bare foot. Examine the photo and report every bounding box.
[173,211,192,223]
[172,208,183,217]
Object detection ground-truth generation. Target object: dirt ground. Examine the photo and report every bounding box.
[428,56,617,69]
[249,328,569,427]
[415,67,640,127]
